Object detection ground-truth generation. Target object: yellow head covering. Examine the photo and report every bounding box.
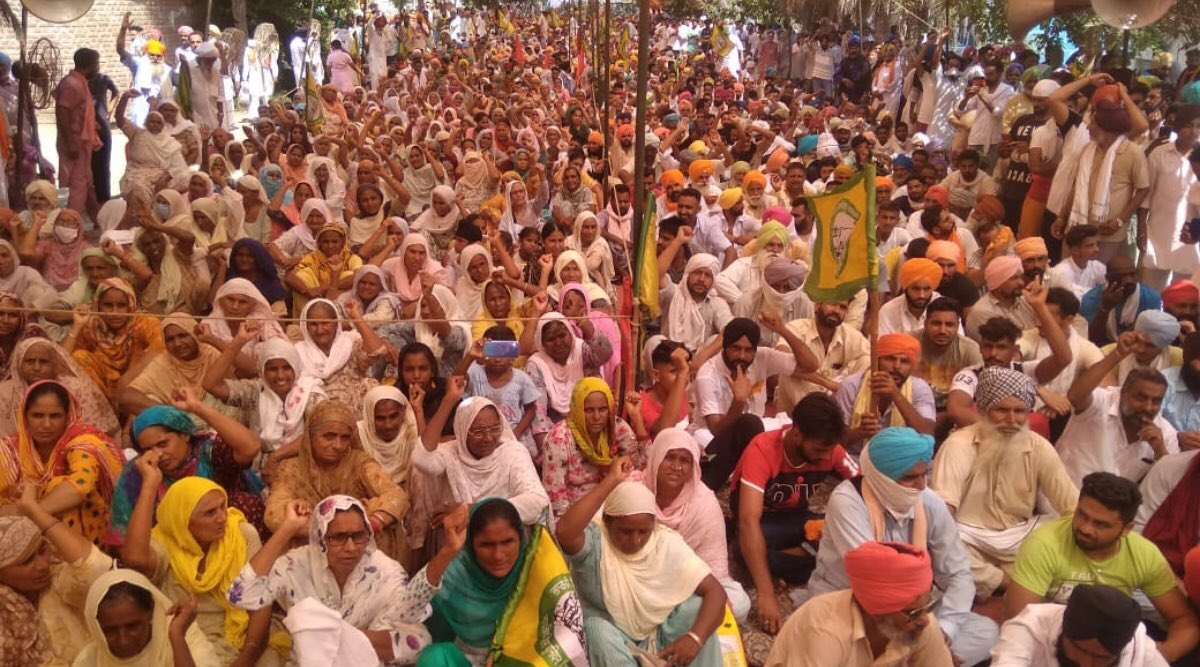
[718,187,743,211]
[568,378,615,466]
[756,221,789,252]
[151,478,249,649]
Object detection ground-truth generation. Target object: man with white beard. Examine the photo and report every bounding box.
[932,367,1079,601]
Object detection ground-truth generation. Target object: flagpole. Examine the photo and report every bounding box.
[629,0,651,391]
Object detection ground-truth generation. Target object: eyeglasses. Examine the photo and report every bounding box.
[325,530,370,547]
[467,424,504,439]
[901,595,940,622]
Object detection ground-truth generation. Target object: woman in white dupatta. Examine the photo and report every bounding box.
[497,180,539,238]
[567,211,616,297]
[307,156,348,222]
[201,278,287,358]
[357,386,419,486]
[116,107,190,197]
[556,466,726,667]
[411,185,462,261]
[548,249,610,306]
[229,495,464,665]
[293,298,388,416]
[403,144,445,217]
[412,382,549,525]
[453,244,493,321]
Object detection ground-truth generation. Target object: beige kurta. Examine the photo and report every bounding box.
[764,589,954,667]
[931,423,1079,596]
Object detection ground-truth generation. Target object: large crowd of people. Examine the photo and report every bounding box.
[0,3,1192,665]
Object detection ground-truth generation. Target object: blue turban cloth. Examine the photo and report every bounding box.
[1183,81,1200,105]
[893,155,914,170]
[1135,310,1181,350]
[865,427,934,481]
[796,134,818,156]
[0,53,12,69]
[132,405,196,442]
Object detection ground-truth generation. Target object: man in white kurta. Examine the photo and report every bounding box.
[1139,108,1200,290]
[189,42,223,132]
[366,16,397,91]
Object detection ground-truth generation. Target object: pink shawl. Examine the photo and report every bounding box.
[382,232,445,303]
[643,428,731,580]
[559,282,621,387]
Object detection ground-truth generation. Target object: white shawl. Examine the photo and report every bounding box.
[1069,136,1126,228]
[664,253,721,351]
[357,386,418,485]
[295,298,361,380]
[257,338,325,450]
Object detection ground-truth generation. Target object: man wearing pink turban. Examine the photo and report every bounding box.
[966,255,1038,340]
[766,541,954,665]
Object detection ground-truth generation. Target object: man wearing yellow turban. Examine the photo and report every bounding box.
[877,258,943,335]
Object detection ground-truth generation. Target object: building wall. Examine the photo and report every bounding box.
[0,0,199,114]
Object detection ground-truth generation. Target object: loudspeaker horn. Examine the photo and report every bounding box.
[20,0,94,25]
[1008,0,1175,40]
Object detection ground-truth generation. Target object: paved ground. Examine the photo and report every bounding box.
[31,119,129,205]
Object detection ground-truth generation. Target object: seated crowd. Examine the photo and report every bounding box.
[4,8,1200,667]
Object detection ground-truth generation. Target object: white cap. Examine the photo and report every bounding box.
[1032,79,1061,98]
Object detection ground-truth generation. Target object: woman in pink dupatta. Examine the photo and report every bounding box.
[644,427,751,621]
[559,282,621,388]
[380,232,449,316]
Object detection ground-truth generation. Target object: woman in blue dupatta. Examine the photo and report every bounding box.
[419,498,586,667]
[104,394,266,548]
[222,238,289,310]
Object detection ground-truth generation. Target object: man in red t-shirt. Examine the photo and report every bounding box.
[732,392,859,634]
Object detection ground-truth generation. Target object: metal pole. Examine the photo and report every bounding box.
[205,0,213,36]
[600,0,610,209]
[13,7,27,207]
[301,0,316,114]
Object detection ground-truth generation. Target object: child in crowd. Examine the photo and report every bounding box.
[457,325,542,456]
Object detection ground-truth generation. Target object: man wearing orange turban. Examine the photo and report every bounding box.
[877,258,943,336]
[836,332,936,450]
[659,169,686,212]
[768,541,953,665]
[688,159,715,184]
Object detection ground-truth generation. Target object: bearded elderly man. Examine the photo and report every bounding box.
[932,367,1079,601]
[966,256,1038,340]
[804,427,1000,666]
[878,258,943,335]
[767,541,955,666]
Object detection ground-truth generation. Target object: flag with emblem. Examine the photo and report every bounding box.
[803,164,877,303]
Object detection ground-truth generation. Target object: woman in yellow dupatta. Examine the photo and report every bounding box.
[538,378,643,521]
[64,278,165,404]
[0,380,124,544]
[470,278,525,341]
[121,474,288,666]
[284,199,361,314]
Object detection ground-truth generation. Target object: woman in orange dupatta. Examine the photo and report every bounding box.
[64,277,165,404]
[0,380,124,543]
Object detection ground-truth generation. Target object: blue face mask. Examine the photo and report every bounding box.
[295,103,306,113]
[153,202,171,220]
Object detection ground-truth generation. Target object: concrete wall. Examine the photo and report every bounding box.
[0,0,200,109]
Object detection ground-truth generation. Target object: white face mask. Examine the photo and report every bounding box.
[53,225,78,244]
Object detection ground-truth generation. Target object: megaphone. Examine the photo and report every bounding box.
[1008,0,1175,40]
[20,0,94,24]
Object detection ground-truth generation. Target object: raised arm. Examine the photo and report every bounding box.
[556,455,632,555]
[760,310,819,374]
[247,500,311,575]
[1068,331,1140,413]
[420,376,465,452]
[119,451,164,575]
[172,388,262,466]
[1026,280,1072,383]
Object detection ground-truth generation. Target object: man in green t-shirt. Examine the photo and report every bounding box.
[1002,472,1199,662]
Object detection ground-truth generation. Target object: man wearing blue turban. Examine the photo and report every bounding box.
[803,427,1000,666]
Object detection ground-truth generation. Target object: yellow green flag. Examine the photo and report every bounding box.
[305,67,323,135]
[175,60,193,120]
[804,165,877,303]
[490,525,585,667]
[633,194,660,320]
[711,23,733,57]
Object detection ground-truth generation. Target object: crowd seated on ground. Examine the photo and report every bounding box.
[1,6,1199,666]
